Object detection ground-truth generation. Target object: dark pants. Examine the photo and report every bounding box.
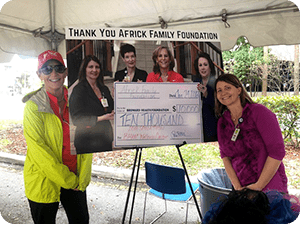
[28,188,89,224]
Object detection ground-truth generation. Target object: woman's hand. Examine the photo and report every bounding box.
[247,156,281,192]
[103,110,115,121]
[234,185,245,191]
[246,183,263,191]
[97,110,115,122]
[73,184,80,191]
[123,75,131,82]
[197,83,208,98]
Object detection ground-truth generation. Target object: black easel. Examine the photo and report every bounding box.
[122,147,143,224]
[122,142,202,223]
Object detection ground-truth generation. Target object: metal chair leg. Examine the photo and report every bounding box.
[185,202,189,224]
[142,192,148,224]
[150,198,167,224]
[143,192,168,224]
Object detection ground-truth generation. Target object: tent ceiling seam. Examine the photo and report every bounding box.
[0,45,20,55]
[0,23,53,43]
[134,5,299,28]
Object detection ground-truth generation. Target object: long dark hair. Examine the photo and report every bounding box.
[152,46,175,74]
[193,52,216,79]
[78,55,104,85]
[214,73,254,117]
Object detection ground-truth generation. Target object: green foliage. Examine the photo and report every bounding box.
[254,96,300,147]
[222,37,264,85]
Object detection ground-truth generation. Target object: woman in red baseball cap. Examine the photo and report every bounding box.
[22,50,92,224]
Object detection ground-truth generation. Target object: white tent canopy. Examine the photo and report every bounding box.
[0,0,299,61]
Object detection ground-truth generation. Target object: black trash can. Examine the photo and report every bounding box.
[197,168,233,217]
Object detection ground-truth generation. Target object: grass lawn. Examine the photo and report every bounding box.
[137,143,223,176]
[1,119,299,190]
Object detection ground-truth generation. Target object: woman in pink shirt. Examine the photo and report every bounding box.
[215,74,288,193]
[146,46,184,83]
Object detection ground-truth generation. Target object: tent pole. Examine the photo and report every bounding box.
[49,0,56,50]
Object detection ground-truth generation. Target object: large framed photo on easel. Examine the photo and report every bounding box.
[66,27,223,154]
[65,26,223,223]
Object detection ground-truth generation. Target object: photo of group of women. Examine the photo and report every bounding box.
[66,34,223,154]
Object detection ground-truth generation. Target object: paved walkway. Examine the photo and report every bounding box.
[1,151,300,224]
[0,153,201,224]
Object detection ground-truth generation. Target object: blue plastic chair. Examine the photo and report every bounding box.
[142,161,199,224]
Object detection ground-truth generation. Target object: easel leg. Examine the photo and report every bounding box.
[129,148,142,223]
[176,142,203,221]
[122,147,142,224]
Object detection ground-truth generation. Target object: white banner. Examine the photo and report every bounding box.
[66,27,220,42]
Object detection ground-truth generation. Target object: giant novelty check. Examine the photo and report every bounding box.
[114,82,203,147]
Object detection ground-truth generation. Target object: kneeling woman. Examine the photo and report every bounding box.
[215,74,288,193]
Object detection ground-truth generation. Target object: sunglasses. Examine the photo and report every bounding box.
[40,65,66,75]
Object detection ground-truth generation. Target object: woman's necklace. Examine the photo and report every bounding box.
[202,77,208,86]
[161,73,168,82]
[128,70,135,77]
[57,89,65,102]
[91,83,102,98]
[57,94,64,102]
[55,91,65,120]
[231,111,243,123]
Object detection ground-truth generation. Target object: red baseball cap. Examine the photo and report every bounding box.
[37,50,65,70]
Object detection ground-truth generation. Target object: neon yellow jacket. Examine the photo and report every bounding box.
[22,87,93,203]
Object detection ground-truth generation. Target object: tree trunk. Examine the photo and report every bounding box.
[294,45,299,95]
[262,46,268,96]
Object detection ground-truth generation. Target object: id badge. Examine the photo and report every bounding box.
[231,128,240,142]
[101,98,109,107]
